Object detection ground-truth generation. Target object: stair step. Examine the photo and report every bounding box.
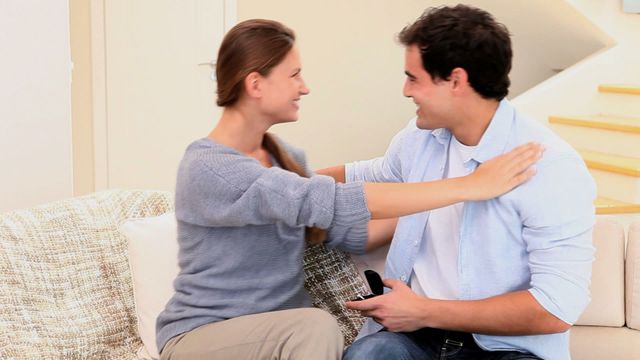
[550,121,640,158]
[549,115,640,134]
[598,84,640,95]
[579,149,640,177]
[595,197,640,215]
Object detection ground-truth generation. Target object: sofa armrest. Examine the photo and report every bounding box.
[627,221,640,330]
[575,219,625,326]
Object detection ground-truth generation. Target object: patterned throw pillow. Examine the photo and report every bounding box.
[0,190,173,359]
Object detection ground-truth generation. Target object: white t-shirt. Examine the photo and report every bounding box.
[411,136,476,300]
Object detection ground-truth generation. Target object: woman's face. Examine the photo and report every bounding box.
[259,47,310,124]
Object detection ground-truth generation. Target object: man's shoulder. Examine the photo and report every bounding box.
[510,110,582,165]
[503,109,595,196]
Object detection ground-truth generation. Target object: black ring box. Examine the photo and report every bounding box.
[351,270,384,301]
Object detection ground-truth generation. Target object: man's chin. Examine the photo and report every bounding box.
[415,117,434,130]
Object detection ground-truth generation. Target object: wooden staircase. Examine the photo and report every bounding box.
[549,84,640,215]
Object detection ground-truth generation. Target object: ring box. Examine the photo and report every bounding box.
[351,270,384,301]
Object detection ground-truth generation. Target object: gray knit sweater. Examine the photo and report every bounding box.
[156,138,371,352]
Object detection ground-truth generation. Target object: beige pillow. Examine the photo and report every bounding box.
[121,212,179,359]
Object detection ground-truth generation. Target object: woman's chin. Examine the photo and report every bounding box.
[272,116,298,125]
[284,113,300,123]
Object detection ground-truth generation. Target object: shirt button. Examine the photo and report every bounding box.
[400,275,407,281]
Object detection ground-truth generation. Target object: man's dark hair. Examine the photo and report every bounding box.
[399,5,512,100]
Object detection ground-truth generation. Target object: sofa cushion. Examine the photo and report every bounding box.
[0,190,173,359]
[627,221,640,330]
[574,219,625,326]
[121,212,179,359]
[570,325,640,360]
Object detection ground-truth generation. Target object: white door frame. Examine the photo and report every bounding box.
[90,0,236,190]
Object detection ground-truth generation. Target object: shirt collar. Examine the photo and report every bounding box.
[429,99,515,164]
[431,128,452,145]
[472,99,515,164]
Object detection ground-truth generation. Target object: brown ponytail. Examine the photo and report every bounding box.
[263,133,327,246]
[216,19,296,107]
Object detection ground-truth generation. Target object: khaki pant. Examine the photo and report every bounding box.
[160,308,344,360]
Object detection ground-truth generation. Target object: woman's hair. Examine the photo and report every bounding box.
[216,19,295,107]
[217,19,327,245]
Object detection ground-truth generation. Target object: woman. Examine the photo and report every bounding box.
[156,19,541,360]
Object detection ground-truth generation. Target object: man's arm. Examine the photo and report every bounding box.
[346,281,570,335]
[316,165,345,183]
[322,120,415,185]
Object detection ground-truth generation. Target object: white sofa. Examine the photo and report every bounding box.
[351,219,640,359]
[1,189,639,359]
[570,219,640,359]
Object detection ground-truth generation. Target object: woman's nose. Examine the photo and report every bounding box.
[300,79,310,95]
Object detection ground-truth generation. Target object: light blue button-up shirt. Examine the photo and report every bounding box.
[346,100,596,360]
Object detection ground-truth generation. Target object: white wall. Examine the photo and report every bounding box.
[513,0,640,122]
[0,1,73,212]
[0,1,614,209]
[238,0,610,169]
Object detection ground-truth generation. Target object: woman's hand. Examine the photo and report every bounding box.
[464,142,543,200]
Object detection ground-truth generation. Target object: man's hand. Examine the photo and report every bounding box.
[347,278,571,335]
[345,278,429,332]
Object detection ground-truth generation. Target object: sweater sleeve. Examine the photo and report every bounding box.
[278,137,370,253]
[175,152,371,230]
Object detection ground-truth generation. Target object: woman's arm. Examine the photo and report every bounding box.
[365,142,542,219]
[366,218,398,251]
[179,142,540,228]
[316,165,345,182]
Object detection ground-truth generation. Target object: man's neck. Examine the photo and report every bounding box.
[449,98,500,146]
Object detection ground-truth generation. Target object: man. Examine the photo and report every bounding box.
[326,5,596,360]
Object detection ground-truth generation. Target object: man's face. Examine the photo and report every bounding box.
[402,45,453,130]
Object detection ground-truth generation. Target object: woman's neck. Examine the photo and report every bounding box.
[208,106,269,154]
[208,106,275,167]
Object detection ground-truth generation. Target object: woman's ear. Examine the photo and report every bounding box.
[244,72,262,99]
